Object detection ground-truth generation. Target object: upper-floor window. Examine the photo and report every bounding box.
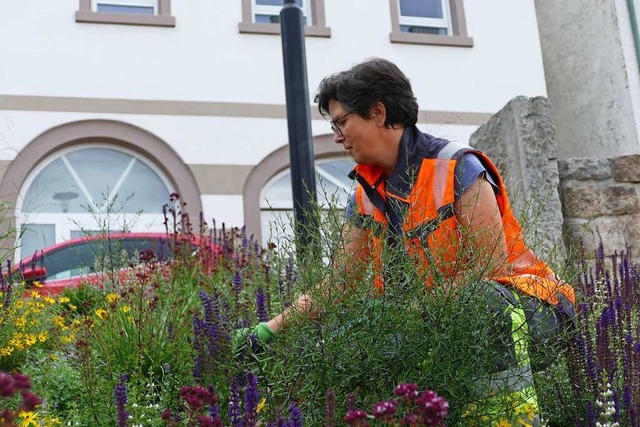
[390,0,473,47]
[398,0,450,35]
[239,0,331,38]
[253,0,310,24]
[95,0,156,15]
[76,0,175,27]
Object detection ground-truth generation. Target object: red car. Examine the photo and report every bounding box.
[15,232,219,295]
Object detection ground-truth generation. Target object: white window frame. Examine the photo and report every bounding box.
[397,0,452,34]
[252,0,312,24]
[93,0,157,14]
[15,144,174,261]
[259,158,354,210]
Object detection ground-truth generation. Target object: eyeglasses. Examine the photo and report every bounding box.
[329,111,354,136]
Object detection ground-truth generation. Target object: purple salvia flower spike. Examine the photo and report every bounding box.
[289,402,303,427]
[228,376,242,427]
[256,287,268,322]
[114,374,130,427]
[243,372,260,427]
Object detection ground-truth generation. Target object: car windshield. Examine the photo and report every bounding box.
[41,237,172,280]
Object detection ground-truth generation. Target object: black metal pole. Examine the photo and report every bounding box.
[280,0,318,255]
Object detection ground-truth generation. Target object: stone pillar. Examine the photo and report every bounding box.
[469,96,564,255]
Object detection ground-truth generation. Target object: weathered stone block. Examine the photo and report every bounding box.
[597,217,635,255]
[563,218,597,254]
[626,214,640,252]
[557,158,612,180]
[561,185,603,218]
[564,217,628,257]
[470,96,563,250]
[602,185,639,215]
[613,155,640,182]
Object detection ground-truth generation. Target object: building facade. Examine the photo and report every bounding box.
[0,0,549,259]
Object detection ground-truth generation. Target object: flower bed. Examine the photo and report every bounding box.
[1,200,639,426]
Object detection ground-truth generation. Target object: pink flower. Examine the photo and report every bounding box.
[371,400,398,420]
[394,383,419,401]
[344,409,369,426]
[416,390,449,425]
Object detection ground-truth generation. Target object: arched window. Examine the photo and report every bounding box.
[16,145,173,260]
[259,157,355,243]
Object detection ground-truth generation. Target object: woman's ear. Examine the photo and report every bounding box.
[370,102,387,126]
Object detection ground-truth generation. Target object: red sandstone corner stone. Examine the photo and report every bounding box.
[613,155,640,182]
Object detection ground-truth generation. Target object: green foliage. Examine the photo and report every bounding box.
[22,349,83,418]
[10,191,639,426]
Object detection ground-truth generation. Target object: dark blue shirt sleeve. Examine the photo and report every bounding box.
[454,153,499,199]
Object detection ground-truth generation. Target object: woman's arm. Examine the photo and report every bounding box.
[454,176,509,279]
[266,222,371,333]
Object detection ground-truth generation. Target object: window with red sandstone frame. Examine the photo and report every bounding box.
[76,0,175,27]
[389,0,474,47]
[239,0,331,37]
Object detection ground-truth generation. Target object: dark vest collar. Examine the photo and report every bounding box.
[349,126,451,199]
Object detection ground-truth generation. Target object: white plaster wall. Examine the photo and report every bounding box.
[536,0,640,159]
[0,0,546,114]
[201,195,245,229]
[0,111,480,166]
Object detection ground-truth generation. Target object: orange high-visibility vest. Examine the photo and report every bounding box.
[351,133,575,306]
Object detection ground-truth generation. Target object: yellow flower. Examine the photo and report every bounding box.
[120,305,131,313]
[69,303,77,311]
[95,308,108,319]
[44,296,56,304]
[53,316,65,328]
[18,410,39,427]
[58,296,70,303]
[38,331,49,342]
[10,334,26,350]
[257,397,267,414]
[15,316,27,328]
[32,281,43,288]
[61,333,75,344]
[0,346,14,356]
[495,419,513,427]
[106,293,121,303]
[25,334,37,346]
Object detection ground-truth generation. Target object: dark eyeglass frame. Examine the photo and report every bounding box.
[329,111,354,136]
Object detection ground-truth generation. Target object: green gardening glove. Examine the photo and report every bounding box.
[232,322,276,356]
